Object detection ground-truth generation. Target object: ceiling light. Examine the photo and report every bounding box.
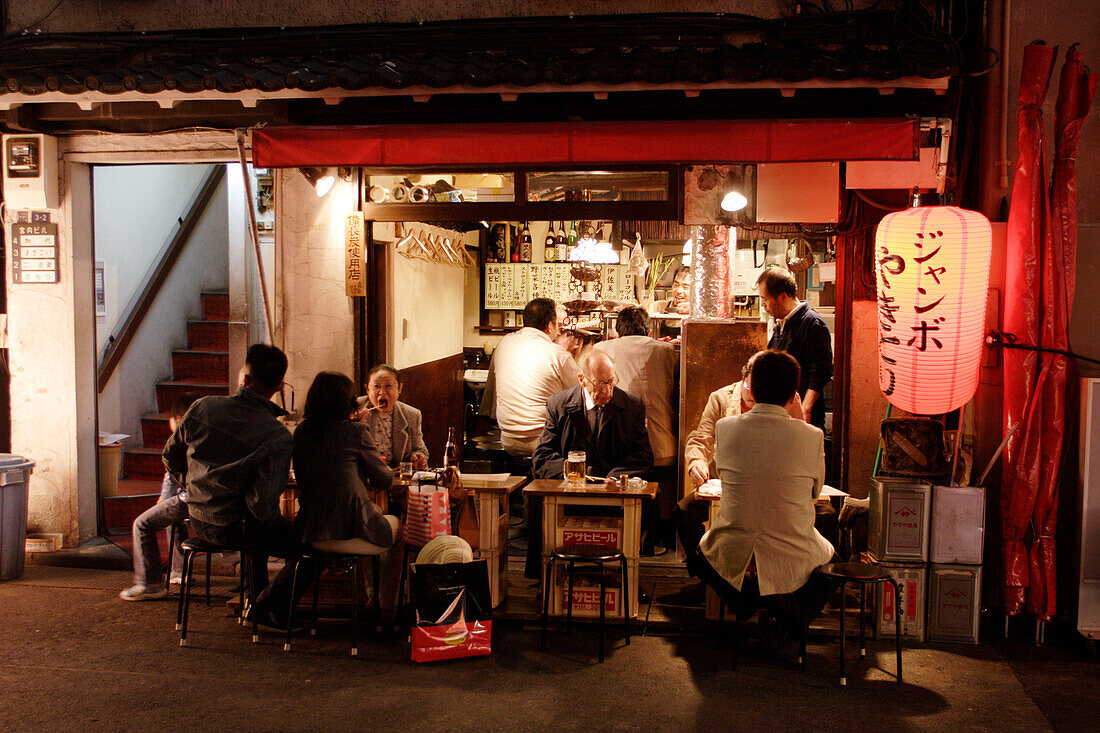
[721,190,748,212]
[299,167,336,197]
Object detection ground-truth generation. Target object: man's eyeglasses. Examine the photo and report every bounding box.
[584,375,618,391]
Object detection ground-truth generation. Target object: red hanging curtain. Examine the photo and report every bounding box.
[1001,42,1055,616]
[1028,45,1097,621]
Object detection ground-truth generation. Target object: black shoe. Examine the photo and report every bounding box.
[657,582,705,608]
[244,606,307,633]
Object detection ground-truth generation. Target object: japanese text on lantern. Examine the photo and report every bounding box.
[877,227,950,396]
[345,212,366,297]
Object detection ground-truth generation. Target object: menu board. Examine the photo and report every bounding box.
[484,263,635,310]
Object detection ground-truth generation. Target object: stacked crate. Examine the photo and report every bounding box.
[927,485,985,643]
[865,478,986,644]
[867,477,931,642]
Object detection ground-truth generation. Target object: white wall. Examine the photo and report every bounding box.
[93,165,213,354]
[388,223,471,369]
[7,159,97,543]
[95,166,229,443]
[275,169,356,402]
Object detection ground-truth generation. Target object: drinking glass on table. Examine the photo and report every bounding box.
[398,461,414,482]
[565,451,586,487]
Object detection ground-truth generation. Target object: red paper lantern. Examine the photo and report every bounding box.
[875,206,992,415]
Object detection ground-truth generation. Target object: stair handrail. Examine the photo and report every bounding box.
[96,165,227,393]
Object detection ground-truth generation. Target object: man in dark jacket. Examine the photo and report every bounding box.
[527,350,654,576]
[533,349,653,480]
[163,343,293,612]
[756,267,833,430]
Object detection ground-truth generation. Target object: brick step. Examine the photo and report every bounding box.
[123,448,166,481]
[171,350,229,384]
[141,414,172,448]
[201,291,230,322]
[187,321,229,351]
[156,381,227,413]
[102,491,158,534]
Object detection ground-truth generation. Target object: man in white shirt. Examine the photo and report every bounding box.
[481,298,579,457]
[595,306,678,550]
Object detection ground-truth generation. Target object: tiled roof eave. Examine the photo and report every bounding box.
[0,75,951,109]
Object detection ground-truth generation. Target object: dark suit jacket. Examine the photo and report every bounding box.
[769,304,833,429]
[292,420,394,547]
[532,385,653,480]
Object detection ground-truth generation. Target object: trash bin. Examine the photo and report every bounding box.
[0,454,36,581]
[98,442,122,497]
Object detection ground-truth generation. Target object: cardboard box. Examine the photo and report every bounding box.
[556,515,622,550]
[25,533,62,552]
[554,568,622,618]
[868,478,931,562]
[927,563,982,643]
[873,560,927,642]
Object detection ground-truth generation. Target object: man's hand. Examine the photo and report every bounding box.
[689,463,709,488]
[411,453,428,470]
[801,389,820,423]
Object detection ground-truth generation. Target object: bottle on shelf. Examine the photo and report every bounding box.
[519,221,532,262]
[566,221,577,260]
[544,221,557,261]
[443,427,458,469]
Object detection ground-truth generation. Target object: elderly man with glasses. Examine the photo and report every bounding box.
[526,350,654,577]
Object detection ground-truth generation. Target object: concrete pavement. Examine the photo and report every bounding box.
[0,565,1096,732]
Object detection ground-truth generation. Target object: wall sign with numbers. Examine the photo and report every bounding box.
[484,263,634,309]
[11,221,59,283]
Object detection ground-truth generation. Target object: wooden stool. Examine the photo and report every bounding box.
[284,550,383,657]
[540,544,630,663]
[815,562,903,686]
[177,537,253,647]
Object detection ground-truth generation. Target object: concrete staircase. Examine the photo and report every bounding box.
[102,292,230,536]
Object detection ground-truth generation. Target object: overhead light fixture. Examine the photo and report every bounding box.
[299,167,336,197]
[721,190,748,212]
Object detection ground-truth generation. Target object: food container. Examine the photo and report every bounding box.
[872,559,927,642]
[927,563,982,643]
[930,485,985,564]
[868,477,931,562]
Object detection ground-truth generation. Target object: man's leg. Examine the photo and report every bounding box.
[241,517,294,607]
[673,494,708,559]
[131,496,189,586]
[524,495,543,580]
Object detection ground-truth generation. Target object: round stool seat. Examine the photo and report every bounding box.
[816,562,892,582]
[552,544,625,563]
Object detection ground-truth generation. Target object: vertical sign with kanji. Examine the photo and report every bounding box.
[345,212,366,297]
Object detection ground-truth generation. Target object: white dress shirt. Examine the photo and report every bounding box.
[488,327,580,441]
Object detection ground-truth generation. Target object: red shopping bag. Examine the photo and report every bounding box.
[410,561,492,662]
[406,484,451,547]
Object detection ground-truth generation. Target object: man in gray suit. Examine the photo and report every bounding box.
[681,350,836,643]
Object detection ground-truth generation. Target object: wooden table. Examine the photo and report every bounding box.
[695,483,849,620]
[524,478,657,620]
[458,474,527,608]
[283,473,526,609]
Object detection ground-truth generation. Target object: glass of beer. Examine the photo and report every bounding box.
[399,461,413,482]
[565,451,586,487]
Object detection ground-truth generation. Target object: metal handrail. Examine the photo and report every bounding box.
[96,165,227,392]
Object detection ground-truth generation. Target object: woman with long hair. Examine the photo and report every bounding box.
[292,371,403,623]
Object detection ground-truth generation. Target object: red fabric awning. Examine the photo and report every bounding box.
[252,119,918,168]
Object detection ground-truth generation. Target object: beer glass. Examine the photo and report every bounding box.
[565,451,586,487]
[399,461,414,482]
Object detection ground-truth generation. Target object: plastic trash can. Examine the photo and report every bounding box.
[0,454,36,581]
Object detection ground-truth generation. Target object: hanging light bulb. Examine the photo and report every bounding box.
[299,167,336,197]
[721,190,748,212]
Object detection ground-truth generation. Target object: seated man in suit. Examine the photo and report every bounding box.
[683,349,836,645]
[526,349,654,576]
